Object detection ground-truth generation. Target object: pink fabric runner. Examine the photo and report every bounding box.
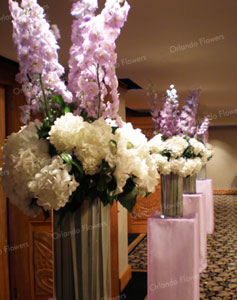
[148,213,200,300]
[196,179,215,234]
[183,194,207,272]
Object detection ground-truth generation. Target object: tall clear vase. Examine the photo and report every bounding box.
[197,165,207,180]
[183,174,197,194]
[53,198,111,300]
[160,173,183,218]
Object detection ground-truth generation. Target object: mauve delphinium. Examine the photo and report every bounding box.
[9,0,73,123]
[147,82,160,132]
[68,0,130,123]
[178,88,201,137]
[196,117,210,143]
[159,85,181,138]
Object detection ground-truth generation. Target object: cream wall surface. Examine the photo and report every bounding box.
[118,89,129,277]
[207,126,237,190]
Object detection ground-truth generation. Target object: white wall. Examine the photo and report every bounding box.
[118,88,129,277]
[207,126,237,190]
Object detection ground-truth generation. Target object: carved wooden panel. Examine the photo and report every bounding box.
[29,222,53,300]
[33,231,53,296]
[132,182,161,220]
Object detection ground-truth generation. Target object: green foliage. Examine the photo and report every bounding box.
[81,109,96,123]
[182,145,196,159]
[161,149,172,160]
[118,177,138,214]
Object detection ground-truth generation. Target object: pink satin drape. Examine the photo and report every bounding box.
[183,194,207,272]
[196,179,214,234]
[148,213,200,300]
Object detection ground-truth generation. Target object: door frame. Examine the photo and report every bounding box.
[0,84,10,300]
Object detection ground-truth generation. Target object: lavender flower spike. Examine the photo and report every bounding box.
[68,0,130,123]
[147,82,160,132]
[195,117,210,143]
[178,88,201,137]
[159,84,180,138]
[8,0,72,123]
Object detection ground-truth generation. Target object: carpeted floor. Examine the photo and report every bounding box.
[128,195,237,299]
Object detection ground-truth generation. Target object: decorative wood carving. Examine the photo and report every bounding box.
[132,183,161,220]
[33,231,53,296]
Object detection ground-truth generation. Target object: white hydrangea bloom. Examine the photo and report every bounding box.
[1,122,51,216]
[29,156,79,211]
[206,143,214,159]
[112,123,158,196]
[165,136,189,158]
[152,154,171,175]
[189,138,206,155]
[179,157,203,177]
[75,118,114,175]
[148,134,165,153]
[170,158,186,174]
[49,113,85,153]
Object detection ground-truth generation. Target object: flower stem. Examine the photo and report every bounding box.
[96,64,102,119]
[39,74,50,120]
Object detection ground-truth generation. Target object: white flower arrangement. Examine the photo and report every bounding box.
[1,114,158,217]
[149,134,212,177]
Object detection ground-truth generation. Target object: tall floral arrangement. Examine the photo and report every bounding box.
[1,0,158,219]
[148,85,213,177]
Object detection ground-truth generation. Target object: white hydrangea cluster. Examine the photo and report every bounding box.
[165,136,189,158]
[1,122,80,216]
[49,114,114,175]
[112,123,158,196]
[49,113,85,153]
[29,156,79,211]
[202,143,214,164]
[149,134,212,177]
[189,138,206,155]
[2,114,159,216]
[49,114,158,196]
[1,122,51,216]
[148,134,165,153]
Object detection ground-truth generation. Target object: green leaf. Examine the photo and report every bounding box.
[127,141,134,149]
[52,95,64,105]
[64,106,70,114]
[97,175,107,192]
[118,185,138,214]
[109,140,117,155]
[60,153,73,166]
[71,159,83,176]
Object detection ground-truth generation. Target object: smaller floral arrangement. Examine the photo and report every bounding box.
[148,85,214,177]
[149,134,213,177]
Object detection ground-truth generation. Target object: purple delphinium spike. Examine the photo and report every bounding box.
[9,0,72,123]
[68,0,130,123]
[195,117,210,143]
[147,82,160,132]
[158,85,181,138]
[178,88,201,137]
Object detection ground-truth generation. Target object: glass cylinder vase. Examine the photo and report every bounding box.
[160,173,183,218]
[197,165,207,180]
[53,198,111,300]
[183,174,197,194]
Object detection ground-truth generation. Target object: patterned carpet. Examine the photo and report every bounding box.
[128,195,237,299]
